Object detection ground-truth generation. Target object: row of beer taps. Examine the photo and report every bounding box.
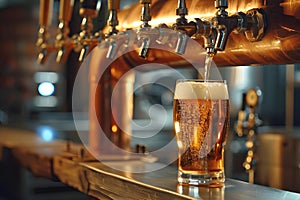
[36,0,102,64]
[36,0,266,64]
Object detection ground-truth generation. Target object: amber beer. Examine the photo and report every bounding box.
[173,80,230,186]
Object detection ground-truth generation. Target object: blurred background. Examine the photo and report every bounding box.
[0,0,299,199]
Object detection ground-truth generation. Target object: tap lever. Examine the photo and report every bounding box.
[55,0,75,63]
[107,0,120,35]
[80,0,101,17]
[140,0,152,28]
[39,0,53,28]
[76,0,102,61]
[59,0,74,22]
[36,0,55,65]
[214,0,228,19]
[176,0,188,25]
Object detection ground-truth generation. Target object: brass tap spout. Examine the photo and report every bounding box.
[55,0,75,63]
[36,0,55,65]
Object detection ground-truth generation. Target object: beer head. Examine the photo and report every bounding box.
[174,80,228,100]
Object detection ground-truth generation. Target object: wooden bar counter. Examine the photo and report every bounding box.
[1,126,299,200]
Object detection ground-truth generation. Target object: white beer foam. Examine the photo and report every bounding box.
[174,81,229,100]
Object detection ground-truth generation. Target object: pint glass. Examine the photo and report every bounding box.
[173,80,230,186]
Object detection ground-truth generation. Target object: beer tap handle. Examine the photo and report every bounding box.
[107,0,120,35]
[136,0,152,59]
[56,0,75,63]
[76,0,101,61]
[140,0,152,28]
[59,0,74,23]
[80,0,100,18]
[39,0,53,28]
[176,0,188,25]
[36,0,54,65]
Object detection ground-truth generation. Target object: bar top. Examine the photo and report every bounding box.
[78,160,300,200]
[1,126,300,200]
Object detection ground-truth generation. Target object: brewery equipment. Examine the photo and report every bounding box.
[36,0,300,156]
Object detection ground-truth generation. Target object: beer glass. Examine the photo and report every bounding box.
[173,80,230,186]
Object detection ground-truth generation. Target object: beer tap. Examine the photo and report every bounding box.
[55,0,75,63]
[158,0,215,55]
[36,0,55,65]
[172,0,196,54]
[212,0,267,52]
[157,0,266,56]
[105,0,121,59]
[76,0,102,62]
[106,0,120,36]
[137,0,153,59]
